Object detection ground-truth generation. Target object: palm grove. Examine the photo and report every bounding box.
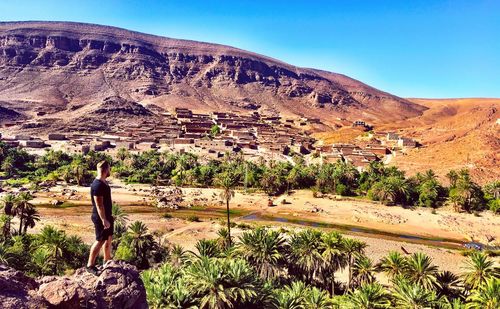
[0,142,499,308]
[1,142,498,212]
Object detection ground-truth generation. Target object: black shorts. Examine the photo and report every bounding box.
[92,216,114,241]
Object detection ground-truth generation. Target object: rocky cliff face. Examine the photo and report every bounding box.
[0,261,147,309]
[0,21,426,130]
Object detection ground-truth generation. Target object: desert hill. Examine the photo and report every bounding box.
[380,98,500,184]
[0,21,425,133]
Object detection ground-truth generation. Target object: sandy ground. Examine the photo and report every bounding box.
[9,178,499,284]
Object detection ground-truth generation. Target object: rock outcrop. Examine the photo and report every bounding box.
[0,261,148,309]
[0,265,48,308]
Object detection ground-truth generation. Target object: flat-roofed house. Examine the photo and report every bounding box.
[397,137,417,148]
[20,139,47,148]
[386,132,400,141]
[48,133,67,140]
[174,138,194,145]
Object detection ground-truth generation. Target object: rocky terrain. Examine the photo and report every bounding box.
[0,21,426,133]
[0,261,147,309]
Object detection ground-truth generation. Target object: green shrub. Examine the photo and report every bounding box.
[115,242,135,262]
[335,183,348,196]
[237,223,252,230]
[187,215,200,222]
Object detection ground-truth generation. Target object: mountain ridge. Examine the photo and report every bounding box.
[0,21,426,132]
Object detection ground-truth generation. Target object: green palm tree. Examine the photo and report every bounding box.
[1,194,16,240]
[448,170,484,212]
[446,170,459,188]
[466,277,500,309]
[405,252,439,290]
[352,255,377,287]
[286,168,300,193]
[169,244,188,268]
[184,257,262,309]
[30,247,54,276]
[0,214,13,240]
[0,241,13,265]
[117,147,130,161]
[447,298,466,309]
[21,204,40,234]
[391,278,438,309]
[371,180,397,205]
[320,231,347,295]
[461,252,498,290]
[1,193,16,216]
[128,221,157,267]
[215,171,237,247]
[38,225,68,274]
[12,192,34,234]
[1,156,16,177]
[288,229,324,283]
[71,157,86,186]
[343,237,367,290]
[338,161,359,187]
[216,228,232,251]
[377,251,408,280]
[274,281,307,309]
[237,227,287,281]
[141,263,197,309]
[345,282,391,309]
[194,239,221,258]
[112,203,128,236]
[435,270,464,301]
[303,286,333,309]
[418,179,441,207]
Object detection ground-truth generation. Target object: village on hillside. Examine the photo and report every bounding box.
[1,108,418,171]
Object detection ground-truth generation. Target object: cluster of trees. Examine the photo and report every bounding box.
[141,227,500,308]
[0,224,89,276]
[0,200,167,276]
[0,182,498,308]
[0,142,498,213]
[1,192,39,237]
[0,142,111,186]
[112,149,498,213]
[0,191,89,276]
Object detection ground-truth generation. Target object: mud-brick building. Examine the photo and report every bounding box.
[48,133,67,140]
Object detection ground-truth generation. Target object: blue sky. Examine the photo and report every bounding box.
[0,0,499,98]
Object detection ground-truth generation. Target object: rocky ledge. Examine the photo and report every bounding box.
[0,261,147,309]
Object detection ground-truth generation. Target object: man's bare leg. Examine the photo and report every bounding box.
[103,235,113,264]
[87,240,105,267]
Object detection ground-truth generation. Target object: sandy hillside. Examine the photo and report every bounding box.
[379,98,499,184]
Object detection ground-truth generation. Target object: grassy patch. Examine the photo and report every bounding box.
[216,208,244,216]
[162,213,173,219]
[4,177,31,187]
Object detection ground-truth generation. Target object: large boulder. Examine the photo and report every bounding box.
[0,261,148,309]
[0,264,49,308]
[74,261,148,308]
[38,277,94,308]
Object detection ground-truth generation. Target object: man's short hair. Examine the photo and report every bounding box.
[96,160,110,172]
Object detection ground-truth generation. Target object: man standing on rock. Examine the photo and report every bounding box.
[87,160,114,275]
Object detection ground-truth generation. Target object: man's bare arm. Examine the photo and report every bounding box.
[94,196,110,229]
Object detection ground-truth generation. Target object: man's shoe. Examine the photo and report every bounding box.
[86,265,100,276]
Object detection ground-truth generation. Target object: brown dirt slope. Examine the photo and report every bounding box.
[382,98,500,184]
[0,21,425,132]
